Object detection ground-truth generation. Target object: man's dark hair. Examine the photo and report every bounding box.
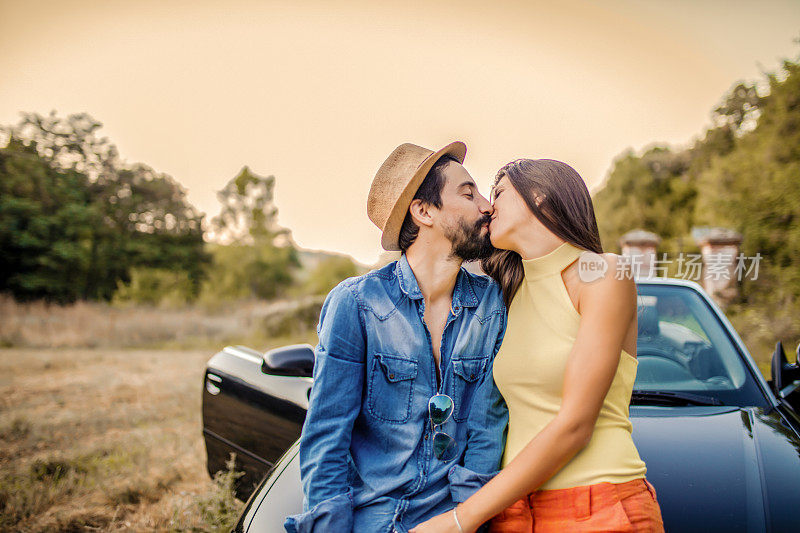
[397,155,459,252]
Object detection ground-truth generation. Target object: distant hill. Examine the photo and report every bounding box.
[295,247,369,278]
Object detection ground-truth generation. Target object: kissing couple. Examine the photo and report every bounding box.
[285,141,665,532]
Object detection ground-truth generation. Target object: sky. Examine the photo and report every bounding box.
[1,0,799,265]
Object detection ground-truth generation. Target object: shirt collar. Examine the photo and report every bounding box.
[396,253,479,310]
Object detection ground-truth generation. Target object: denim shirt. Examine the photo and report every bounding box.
[284,253,509,533]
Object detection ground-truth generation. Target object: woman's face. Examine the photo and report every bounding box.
[488,175,545,252]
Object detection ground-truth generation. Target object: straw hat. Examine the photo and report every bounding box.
[367,141,467,251]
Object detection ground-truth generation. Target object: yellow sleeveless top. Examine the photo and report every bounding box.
[493,241,647,489]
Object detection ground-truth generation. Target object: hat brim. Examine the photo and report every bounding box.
[380,141,467,251]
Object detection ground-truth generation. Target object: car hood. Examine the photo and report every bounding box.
[631,405,800,533]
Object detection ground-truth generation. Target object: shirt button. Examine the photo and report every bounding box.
[470,373,475,379]
[425,433,429,440]
[389,373,395,379]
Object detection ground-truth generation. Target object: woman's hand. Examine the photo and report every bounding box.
[409,507,471,533]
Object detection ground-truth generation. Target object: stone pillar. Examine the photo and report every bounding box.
[619,230,661,278]
[692,227,743,305]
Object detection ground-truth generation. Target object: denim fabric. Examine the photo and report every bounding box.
[284,253,508,533]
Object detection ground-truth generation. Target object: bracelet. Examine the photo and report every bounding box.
[452,505,464,533]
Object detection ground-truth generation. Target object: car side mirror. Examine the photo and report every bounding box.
[770,341,800,406]
[262,344,315,377]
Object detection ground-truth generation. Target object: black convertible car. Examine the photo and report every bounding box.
[202,278,800,532]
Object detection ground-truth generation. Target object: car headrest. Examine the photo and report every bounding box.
[638,305,659,337]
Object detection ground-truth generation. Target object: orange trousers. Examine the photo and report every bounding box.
[487,477,665,533]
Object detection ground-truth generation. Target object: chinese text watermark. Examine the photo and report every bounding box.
[578,252,762,282]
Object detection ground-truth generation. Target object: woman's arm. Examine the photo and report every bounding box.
[411,255,636,533]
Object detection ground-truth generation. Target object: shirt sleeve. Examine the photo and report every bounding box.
[450,303,509,503]
[285,281,365,532]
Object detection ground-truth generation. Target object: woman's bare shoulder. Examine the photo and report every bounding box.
[578,252,636,298]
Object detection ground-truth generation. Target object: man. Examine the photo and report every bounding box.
[284,141,508,533]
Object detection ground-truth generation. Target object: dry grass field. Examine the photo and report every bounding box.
[0,295,321,532]
[0,347,241,532]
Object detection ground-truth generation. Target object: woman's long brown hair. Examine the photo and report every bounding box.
[480,159,603,307]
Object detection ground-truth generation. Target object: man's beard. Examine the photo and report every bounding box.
[445,214,496,261]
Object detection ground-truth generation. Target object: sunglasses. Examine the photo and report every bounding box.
[428,393,457,460]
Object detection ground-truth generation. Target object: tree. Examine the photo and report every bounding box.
[1,110,120,179]
[101,162,209,299]
[203,167,299,301]
[210,166,291,246]
[0,138,97,302]
[592,53,800,349]
[693,58,800,324]
[593,146,696,254]
[0,111,210,302]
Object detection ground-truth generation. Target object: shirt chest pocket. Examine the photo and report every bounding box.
[367,353,418,423]
[451,356,488,422]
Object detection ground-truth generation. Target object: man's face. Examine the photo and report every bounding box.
[435,161,495,261]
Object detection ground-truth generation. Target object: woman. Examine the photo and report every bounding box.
[411,159,664,532]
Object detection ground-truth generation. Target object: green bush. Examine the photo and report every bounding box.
[262,296,325,338]
[187,453,244,533]
[197,242,298,308]
[112,266,195,308]
[301,255,360,296]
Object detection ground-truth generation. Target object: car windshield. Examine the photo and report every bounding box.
[632,283,768,407]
